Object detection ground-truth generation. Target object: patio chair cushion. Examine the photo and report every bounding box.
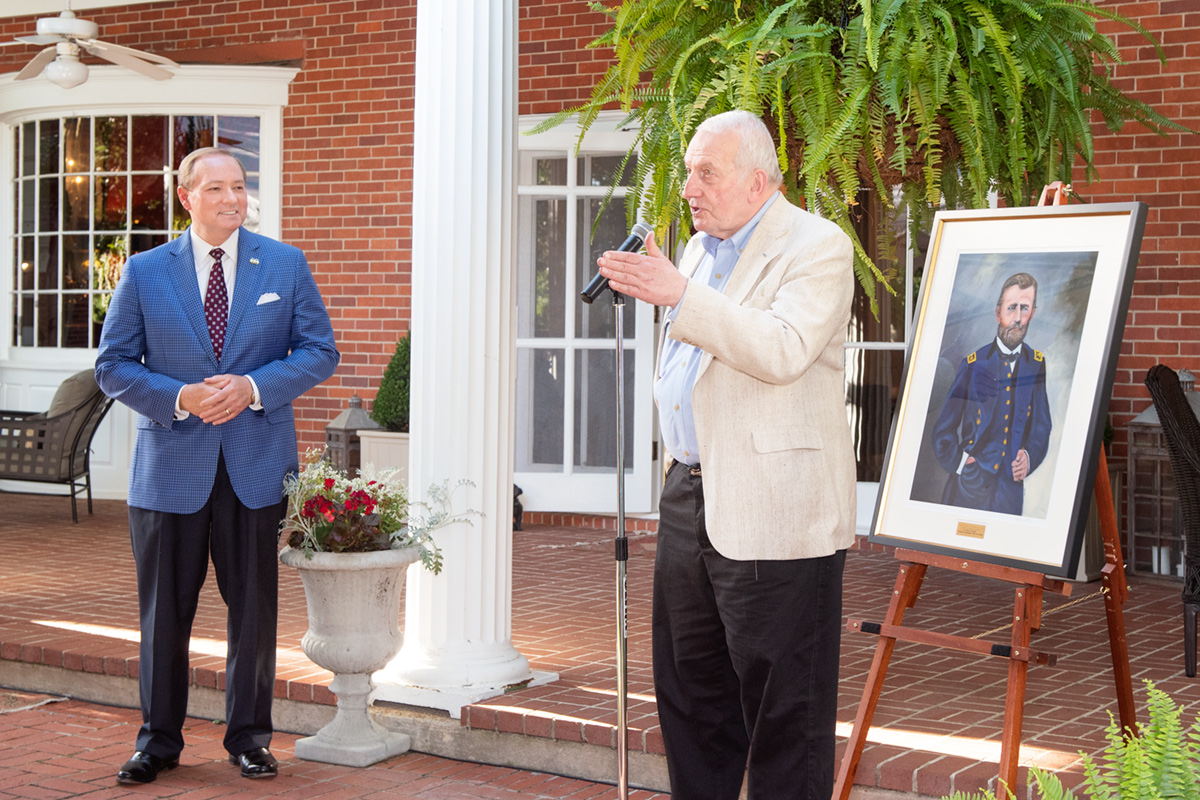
[47,370,102,474]
[49,369,100,418]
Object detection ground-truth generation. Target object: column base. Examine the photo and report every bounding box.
[373,669,559,719]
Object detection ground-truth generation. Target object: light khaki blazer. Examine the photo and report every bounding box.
[660,195,857,560]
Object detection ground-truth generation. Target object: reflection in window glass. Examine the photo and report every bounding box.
[94,175,127,230]
[532,198,566,337]
[95,117,127,173]
[574,349,635,471]
[575,196,635,340]
[131,116,168,171]
[130,173,167,230]
[173,116,214,169]
[515,348,566,471]
[64,175,90,231]
[36,236,58,291]
[63,117,89,174]
[536,157,566,186]
[580,153,637,187]
[219,116,261,172]
[11,115,261,348]
[39,120,59,174]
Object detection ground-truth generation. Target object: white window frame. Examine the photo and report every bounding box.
[515,111,658,514]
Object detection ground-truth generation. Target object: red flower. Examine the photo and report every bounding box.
[324,478,336,491]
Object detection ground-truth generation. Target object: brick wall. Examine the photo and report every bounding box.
[1,1,609,454]
[1089,0,1200,466]
[518,0,614,116]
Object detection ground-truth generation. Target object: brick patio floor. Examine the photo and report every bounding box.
[0,688,665,799]
[3,494,1200,798]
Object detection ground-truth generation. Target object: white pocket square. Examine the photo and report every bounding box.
[257,292,281,305]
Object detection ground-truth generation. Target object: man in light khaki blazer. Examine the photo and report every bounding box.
[597,110,856,800]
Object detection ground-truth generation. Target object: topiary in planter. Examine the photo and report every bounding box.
[371,332,410,433]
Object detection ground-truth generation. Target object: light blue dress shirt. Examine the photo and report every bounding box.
[655,192,779,466]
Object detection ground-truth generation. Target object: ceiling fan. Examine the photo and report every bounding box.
[2,4,177,89]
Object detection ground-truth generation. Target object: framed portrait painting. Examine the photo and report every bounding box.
[869,202,1147,577]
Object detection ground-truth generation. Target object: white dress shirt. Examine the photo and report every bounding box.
[173,228,261,418]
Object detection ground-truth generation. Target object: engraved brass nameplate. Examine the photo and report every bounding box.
[956,522,985,539]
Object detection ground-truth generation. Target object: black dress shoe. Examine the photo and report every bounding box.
[229,747,278,779]
[116,751,179,784]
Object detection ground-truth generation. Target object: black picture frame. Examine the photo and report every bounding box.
[869,202,1147,577]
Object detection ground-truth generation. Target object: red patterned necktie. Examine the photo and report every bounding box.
[205,247,229,361]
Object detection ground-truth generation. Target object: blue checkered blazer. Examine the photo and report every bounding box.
[96,228,340,513]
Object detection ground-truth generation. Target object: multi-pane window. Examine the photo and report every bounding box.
[12,114,261,348]
[516,151,640,475]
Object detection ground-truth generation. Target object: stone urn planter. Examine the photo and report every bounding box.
[280,544,420,767]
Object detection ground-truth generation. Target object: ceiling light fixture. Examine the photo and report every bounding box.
[43,43,88,89]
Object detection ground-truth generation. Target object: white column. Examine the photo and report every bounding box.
[374,0,541,713]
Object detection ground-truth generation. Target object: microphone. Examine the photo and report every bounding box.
[580,221,653,304]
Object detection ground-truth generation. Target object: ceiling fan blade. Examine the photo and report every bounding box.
[14,47,57,81]
[80,41,173,80]
[0,40,33,48]
[81,38,177,67]
[15,34,60,46]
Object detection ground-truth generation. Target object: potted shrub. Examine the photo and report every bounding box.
[278,446,456,767]
[359,332,410,483]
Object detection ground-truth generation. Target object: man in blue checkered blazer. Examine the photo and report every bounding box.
[96,148,339,785]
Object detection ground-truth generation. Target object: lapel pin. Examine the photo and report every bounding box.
[249,257,260,265]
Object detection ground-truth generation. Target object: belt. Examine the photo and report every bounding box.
[670,459,701,478]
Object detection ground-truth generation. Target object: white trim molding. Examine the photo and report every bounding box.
[1,1,173,18]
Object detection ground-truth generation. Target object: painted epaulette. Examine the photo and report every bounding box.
[967,351,977,364]
[1034,350,1044,362]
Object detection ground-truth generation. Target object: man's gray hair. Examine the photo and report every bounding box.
[695,110,784,186]
[178,147,247,190]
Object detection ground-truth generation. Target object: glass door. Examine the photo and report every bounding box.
[514,130,656,514]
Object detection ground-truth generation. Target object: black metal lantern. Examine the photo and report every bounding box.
[325,394,380,477]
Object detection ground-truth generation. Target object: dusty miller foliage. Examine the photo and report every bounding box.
[943,682,1200,800]
[532,0,1191,314]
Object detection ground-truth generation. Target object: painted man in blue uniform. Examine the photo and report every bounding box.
[932,272,1052,515]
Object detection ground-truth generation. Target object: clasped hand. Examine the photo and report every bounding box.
[180,374,254,425]
[597,231,688,308]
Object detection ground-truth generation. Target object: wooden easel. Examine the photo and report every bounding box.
[833,183,1137,799]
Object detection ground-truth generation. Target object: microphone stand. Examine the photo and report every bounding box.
[611,288,630,800]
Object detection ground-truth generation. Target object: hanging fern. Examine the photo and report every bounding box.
[533,0,1193,313]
